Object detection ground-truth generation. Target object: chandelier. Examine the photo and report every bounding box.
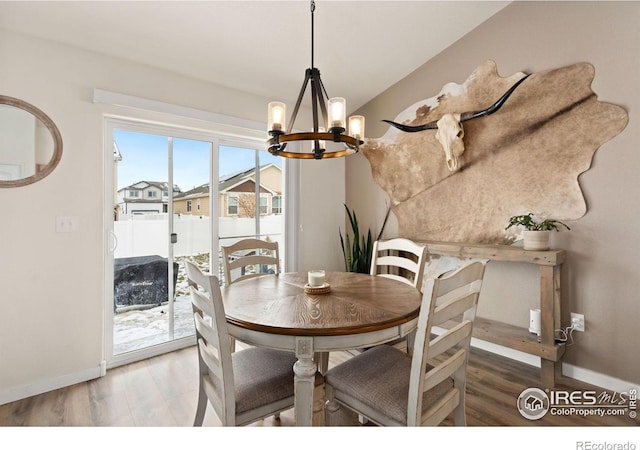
[267,0,364,160]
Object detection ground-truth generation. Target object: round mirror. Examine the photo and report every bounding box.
[0,95,62,188]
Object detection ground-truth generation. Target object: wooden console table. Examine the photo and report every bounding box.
[419,241,566,387]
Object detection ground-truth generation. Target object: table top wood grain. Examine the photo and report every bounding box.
[221,272,422,336]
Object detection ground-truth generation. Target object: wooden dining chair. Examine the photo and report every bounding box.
[220,238,280,351]
[325,261,486,427]
[184,260,297,426]
[221,238,280,286]
[366,237,427,354]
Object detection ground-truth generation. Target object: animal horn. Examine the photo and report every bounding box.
[382,73,531,133]
[459,73,531,122]
[382,118,439,133]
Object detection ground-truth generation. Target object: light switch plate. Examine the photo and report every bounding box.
[56,216,79,233]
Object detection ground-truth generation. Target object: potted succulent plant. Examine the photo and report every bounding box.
[505,213,571,250]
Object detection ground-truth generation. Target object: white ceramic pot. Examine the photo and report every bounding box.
[523,230,550,251]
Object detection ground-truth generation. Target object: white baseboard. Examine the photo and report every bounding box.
[0,365,103,406]
[433,326,639,393]
[561,363,639,393]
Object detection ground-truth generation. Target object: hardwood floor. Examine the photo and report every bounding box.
[0,345,637,427]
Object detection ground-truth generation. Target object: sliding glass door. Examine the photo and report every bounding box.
[104,118,286,368]
[107,124,213,366]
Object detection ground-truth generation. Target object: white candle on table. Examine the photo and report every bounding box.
[308,270,326,286]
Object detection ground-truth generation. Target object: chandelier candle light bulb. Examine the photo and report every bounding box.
[349,115,365,140]
[328,97,346,130]
[268,102,285,132]
[318,127,326,149]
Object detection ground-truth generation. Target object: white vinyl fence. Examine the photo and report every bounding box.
[114,213,284,259]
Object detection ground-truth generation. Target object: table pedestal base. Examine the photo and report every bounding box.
[294,337,317,426]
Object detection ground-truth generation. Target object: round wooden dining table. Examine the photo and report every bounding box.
[220,271,422,426]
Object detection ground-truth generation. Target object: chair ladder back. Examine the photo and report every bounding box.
[193,311,221,354]
[419,390,460,426]
[222,239,280,286]
[195,335,224,387]
[432,293,479,326]
[375,256,420,279]
[223,238,278,253]
[185,262,237,425]
[184,260,219,295]
[423,347,467,391]
[370,238,427,290]
[428,320,473,360]
[189,283,215,315]
[190,286,233,366]
[374,271,416,287]
[227,255,280,272]
[435,264,485,297]
[407,261,486,427]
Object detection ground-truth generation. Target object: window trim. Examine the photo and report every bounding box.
[272,194,282,215]
[259,194,268,215]
[227,193,239,216]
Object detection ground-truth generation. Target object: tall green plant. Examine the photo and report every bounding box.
[339,204,390,273]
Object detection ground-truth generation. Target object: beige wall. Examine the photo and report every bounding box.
[349,1,639,385]
[0,28,345,402]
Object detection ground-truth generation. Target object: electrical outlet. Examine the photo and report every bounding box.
[571,312,585,332]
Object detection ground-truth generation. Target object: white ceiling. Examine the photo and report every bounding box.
[0,1,510,112]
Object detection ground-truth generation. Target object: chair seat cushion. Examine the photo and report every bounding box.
[232,347,297,413]
[325,345,453,425]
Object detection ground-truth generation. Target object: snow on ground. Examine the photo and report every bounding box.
[113,255,211,354]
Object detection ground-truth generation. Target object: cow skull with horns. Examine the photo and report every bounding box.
[383,74,531,171]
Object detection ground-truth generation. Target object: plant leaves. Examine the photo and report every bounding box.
[340,203,390,274]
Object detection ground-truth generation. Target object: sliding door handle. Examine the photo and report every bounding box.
[109,230,118,253]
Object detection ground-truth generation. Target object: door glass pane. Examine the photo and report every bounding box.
[172,138,211,341]
[259,150,284,272]
[113,129,171,354]
[218,145,284,285]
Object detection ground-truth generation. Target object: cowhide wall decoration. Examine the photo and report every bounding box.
[362,60,629,244]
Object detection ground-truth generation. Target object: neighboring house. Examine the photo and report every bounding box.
[173,183,210,216]
[173,163,282,218]
[117,181,181,216]
[220,163,282,218]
